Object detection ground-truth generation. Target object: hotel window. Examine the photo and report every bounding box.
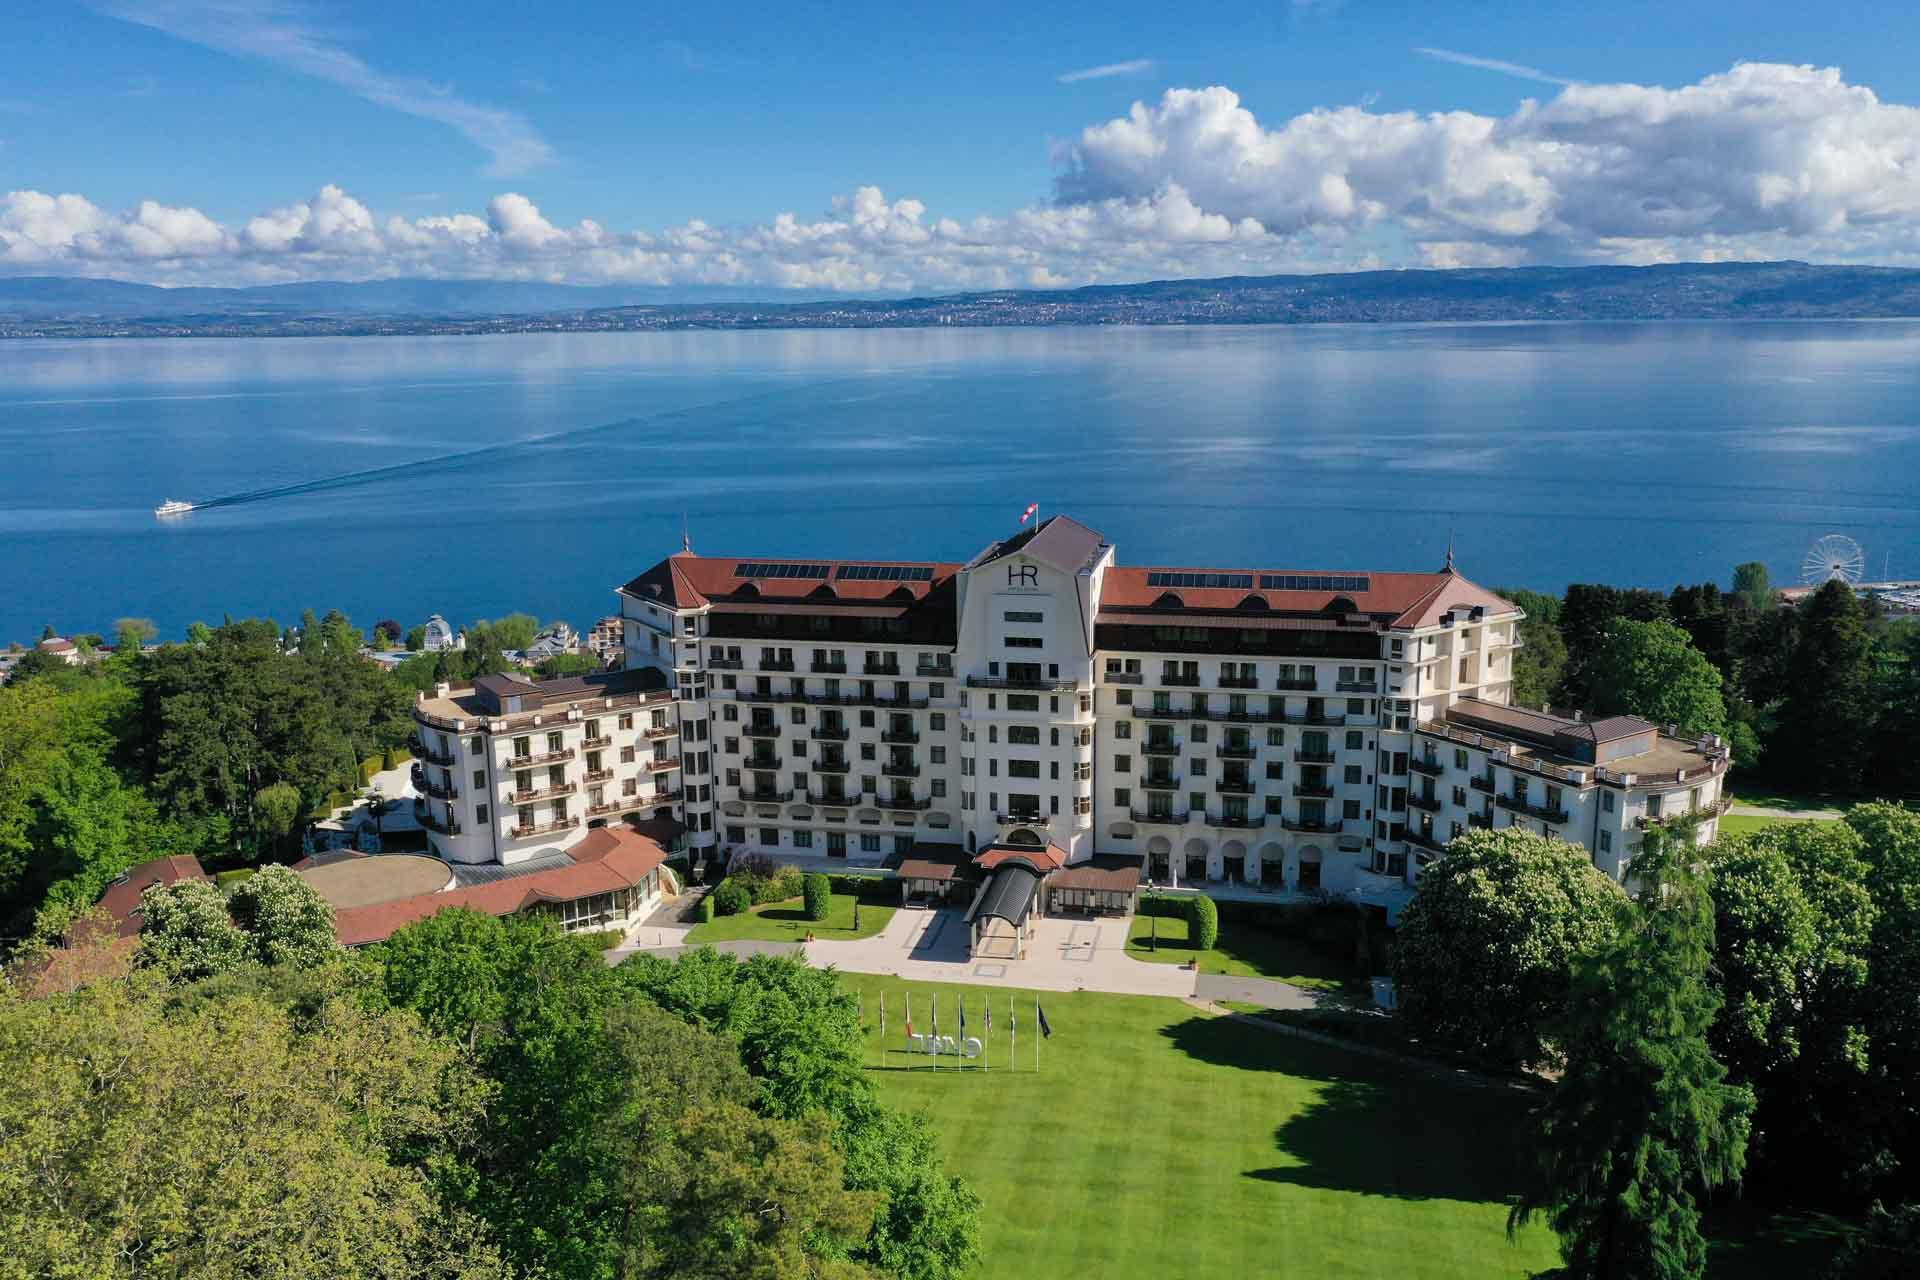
[1008,760,1040,779]
[1599,831,1613,854]
[861,773,877,792]
[1006,611,1044,622]
[1647,792,1663,818]
[1266,795,1285,815]
[760,827,780,846]
[859,743,876,760]
[727,825,746,844]
[472,768,485,789]
[1114,754,1132,773]
[1114,787,1131,807]
[1189,792,1206,812]
[932,778,947,797]
[467,736,482,754]
[475,804,490,825]
[1268,727,1285,747]
[791,739,806,757]
[793,770,807,789]
[930,746,946,764]
[1189,757,1207,777]
[1345,765,1363,784]
[1603,790,1615,812]
[1115,720,1131,740]
[930,712,946,730]
[1344,799,1362,819]
[930,682,945,698]
[1190,724,1208,743]
[722,703,738,722]
[861,834,883,853]
[1008,694,1040,711]
[1049,727,1061,747]
[794,829,813,848]
[1005,636,1043,648]
[1008,726,1040,746]
[1266,761,1284,779]
[546,731,563,753]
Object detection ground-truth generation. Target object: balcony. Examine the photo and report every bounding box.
[811,726,850,742]
[585,801,624,817]
[707,656,744,670]
[811,659,848,674]
[1216,743,1257,759]
[407,733,455,767]
[510,781,577,804]
[1292,783,1336,799]
[1281,816,1340,834]
[1104,670,1144,684]
[741,723,782,739]
[864,662,901,677]
[581,734,613,750]
[1211,812,1266,829]
[874,794,933,812]
[411,767,457,801]
[966,675,1078,692]
[738,690,930,710]
[760,657,796,672]
[1404,828,1449,854]
[744,756,781,771]
[507,748,574,768]
[745,787,794,804]
[1335,680,1379,694]
[412,798,460,835]
[1409,756,1446,777]
[1291,749,1333,765]
[1279,710,1347,727]
[1217,778,1256,795]
[1141,740,1182,757]
[648,756,681,771]
[882,762,921,778]
[995,811,1046,826]
[1130,809,1188,824]
[1469,774,1495,793]
[1273,677,1317,692]
[1142,775,1181,791]
[1496,794,1570,825]
[813,759,852,774]
[1468,812,1493,829]
[880,729,920,745]
[807,791,856,807]
[916,659,955,678]
[508,817,576,839]
[583,768,614,784]
[1159,672,1201,687]
[641,723,677,741]
[1219,675,1260,690]
[1407,792,1443,813]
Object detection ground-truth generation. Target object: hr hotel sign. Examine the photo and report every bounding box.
[1005,561,1041,593]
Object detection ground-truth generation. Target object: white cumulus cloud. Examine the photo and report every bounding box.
[7,63,1920,290]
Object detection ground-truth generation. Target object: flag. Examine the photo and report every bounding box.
[1038,1003,1053,1039]
[931,998,939,1037]
[879,992,885,1041]
[1019,502,1038,525]
[905,992,913,1041]
[958,996,967,1034]
[984,1002,992,1034]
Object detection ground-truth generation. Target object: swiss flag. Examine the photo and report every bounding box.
[1019,503,1038,524]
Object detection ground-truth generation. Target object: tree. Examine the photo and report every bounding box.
[112,616,157,655]
[1707,822,1877,1201]
[3,647,71,684]
[1866,626,1920,798]
[1846,804,1920,1206]
[228,865,339,968]
[405,624,428,651]
[1733,561,1774,614]
[475,613,540,653]
[1828,1202,1920,1279]
[186,620,214,646]
[1509,827,1753,1279]
[254,780,303,851]
[1587,618,1727,736]
[0,966,506,1279]
[373,619,403,649]
[535,652,597,679]
[1775,581,1876,792]
[804,873,831,921]
[1499,587,1567,709]
[136,878,251,982]
[1558,584,1672,708]
[1188,892,1219,950]
[1668,582,1733,678]
[1392,828,1625,1065]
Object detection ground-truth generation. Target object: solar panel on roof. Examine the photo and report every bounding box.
[1259,574,1371,593]
[734,562,830,580]
[835,564,935,582]
[1145,571,1254,589]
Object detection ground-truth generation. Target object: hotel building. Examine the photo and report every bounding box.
[413,515,1729,910]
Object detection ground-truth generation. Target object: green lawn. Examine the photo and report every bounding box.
[1727,782,1848,813]
[841,974,1561,1279]
[1717,813,1841,839]
[1123,912,1365,994]
[686,892,895,945]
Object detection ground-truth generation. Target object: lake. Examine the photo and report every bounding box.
[2,321,1917,644]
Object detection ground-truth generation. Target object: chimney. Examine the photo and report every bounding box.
[433,681,451,698]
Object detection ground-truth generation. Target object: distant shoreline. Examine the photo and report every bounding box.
[7,260,1920,339]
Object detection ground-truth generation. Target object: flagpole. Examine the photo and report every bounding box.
[1035,996,1040,1073]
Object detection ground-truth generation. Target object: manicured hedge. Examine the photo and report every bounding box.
[827,872,895,904]
[383,747,410,770]
[358,755,384,784]
[802,873,831,922]
[711,879,751,916]
[1188,894,1220,950]
[698,893,715,923]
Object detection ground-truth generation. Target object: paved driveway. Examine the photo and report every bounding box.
[797,907,1203,997]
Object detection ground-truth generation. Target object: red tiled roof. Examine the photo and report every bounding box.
[1098,566,1518,629]
[973,843,1067,873]
[87,855,208,940]
[332,829,669,947]
[620,552,963,609]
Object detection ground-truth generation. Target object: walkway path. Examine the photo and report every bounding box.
[1727,802,1845,820]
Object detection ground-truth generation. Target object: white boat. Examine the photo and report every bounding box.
[154,499,195,518]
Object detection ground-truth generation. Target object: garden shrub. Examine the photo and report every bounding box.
[383,747,409,770]
[358,755,382,784]
[711,879,751,917]
[1188,894,1219,951]
[698,894,715,923]
[827,872,892,903]
[762,866,804,904]
[803,873,831,922]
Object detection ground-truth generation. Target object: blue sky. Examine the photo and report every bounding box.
[6,1,1920,290]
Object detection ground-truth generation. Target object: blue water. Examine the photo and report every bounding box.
[2,322,1918,643]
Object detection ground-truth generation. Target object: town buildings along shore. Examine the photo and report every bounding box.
[409,515,1729,937]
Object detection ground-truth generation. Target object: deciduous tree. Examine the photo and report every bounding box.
[1588,618,1727,736]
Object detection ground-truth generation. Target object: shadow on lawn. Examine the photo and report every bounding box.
[1163,1013,1534,1205]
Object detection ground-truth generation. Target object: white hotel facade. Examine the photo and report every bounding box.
[413,515,1728,904]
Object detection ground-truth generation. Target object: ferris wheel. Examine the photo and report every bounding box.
[1802,534,1867,587]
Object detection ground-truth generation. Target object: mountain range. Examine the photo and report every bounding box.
[5,261,1920,337]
